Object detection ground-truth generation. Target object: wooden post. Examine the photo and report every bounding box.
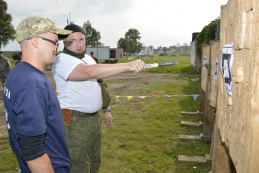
[201,92,215,138]
[199,89,206,113]
[211,129,236,173]
[180,42,218,140]
[201,41,219,138]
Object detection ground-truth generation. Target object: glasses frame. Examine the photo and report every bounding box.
[36,36,59,50]
[28,36,59,50]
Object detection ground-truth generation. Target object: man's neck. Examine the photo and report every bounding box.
[63,47,85,59]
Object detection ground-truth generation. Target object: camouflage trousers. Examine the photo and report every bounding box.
[0,76,7,87]
[64,111,101,173]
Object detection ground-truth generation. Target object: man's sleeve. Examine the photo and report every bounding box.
[82,55,97,65]
[53,54,83,80]
[12,88,47,136]
[18,133,46,161]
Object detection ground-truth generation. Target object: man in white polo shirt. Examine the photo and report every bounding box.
[52,24,145,172]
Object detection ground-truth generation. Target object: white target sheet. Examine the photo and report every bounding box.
[221,44,233,96]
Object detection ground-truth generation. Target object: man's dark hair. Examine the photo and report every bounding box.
[0,51,3,54]
[59,24,86,40]
[65,24,86,35]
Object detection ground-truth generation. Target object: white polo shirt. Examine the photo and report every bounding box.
[52,53,102,113]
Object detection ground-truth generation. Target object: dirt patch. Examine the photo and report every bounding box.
[0,115,8,137]
[104,72,199,96]
[0,71,199,137]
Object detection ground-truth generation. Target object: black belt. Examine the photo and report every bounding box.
[72,110,98,117]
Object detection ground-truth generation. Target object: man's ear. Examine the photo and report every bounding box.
[31,36,39,48]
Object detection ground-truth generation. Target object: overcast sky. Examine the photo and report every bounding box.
[2,0,228,51]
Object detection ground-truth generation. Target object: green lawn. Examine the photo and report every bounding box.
[0,55,211,172]
[0,137,18,172]
[99,73,210,172]
[117,53,199,74]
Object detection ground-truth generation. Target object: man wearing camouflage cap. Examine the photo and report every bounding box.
[3,16,72,172]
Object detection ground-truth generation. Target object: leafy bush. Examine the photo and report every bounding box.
[159,53,167,56]
[195,17,220,57]
[12,52,20,60]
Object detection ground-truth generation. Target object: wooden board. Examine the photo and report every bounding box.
[178,155,211,164]
[213,0,259,172]
[178,134,211,141]
[209,41,220,107]
[181,121,202,127]
[211,129,236,173]
[199,88,206,112]
[181,111,203,115]
[202,44,216,137]
[202,100,215,137]
[201,45,210,92]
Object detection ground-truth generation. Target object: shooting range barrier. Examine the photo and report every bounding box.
[179,41,218,140]
[178,41,219,164]
[179,0,259,172]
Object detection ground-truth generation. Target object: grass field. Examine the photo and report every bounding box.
[0,54,211,172]
[117,54,198,74]
[99,80,210,173]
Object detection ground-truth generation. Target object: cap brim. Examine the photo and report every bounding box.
[50,28,72,40]
[58,34,70,40]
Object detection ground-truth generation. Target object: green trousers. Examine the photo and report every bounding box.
[64,111,101,173]
[0,76,6,87]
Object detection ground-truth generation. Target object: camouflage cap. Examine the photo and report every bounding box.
[16,16,72,43]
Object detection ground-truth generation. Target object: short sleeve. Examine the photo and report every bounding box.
[82,54,97,65]
[53,53,83,80]
[12,88,48,136]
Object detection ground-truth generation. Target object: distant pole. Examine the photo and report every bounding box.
[63,15,69,25]
[69,12,71,24]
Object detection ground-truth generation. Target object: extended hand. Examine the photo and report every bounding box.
[128,60,146,73]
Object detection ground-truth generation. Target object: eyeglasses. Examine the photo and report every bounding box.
[36,36,59,50]
[28,36,59,50]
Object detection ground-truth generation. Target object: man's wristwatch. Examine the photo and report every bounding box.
[103,109,110,113]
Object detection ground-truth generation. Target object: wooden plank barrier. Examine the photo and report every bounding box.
[178,41,220,163]
[180,44,209,122]
[181,44,208,116]
[180,44,209,140]
[201,41,218,140]
[210,0,259,172]
[179,0,259,170]
[180,41,219,140]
